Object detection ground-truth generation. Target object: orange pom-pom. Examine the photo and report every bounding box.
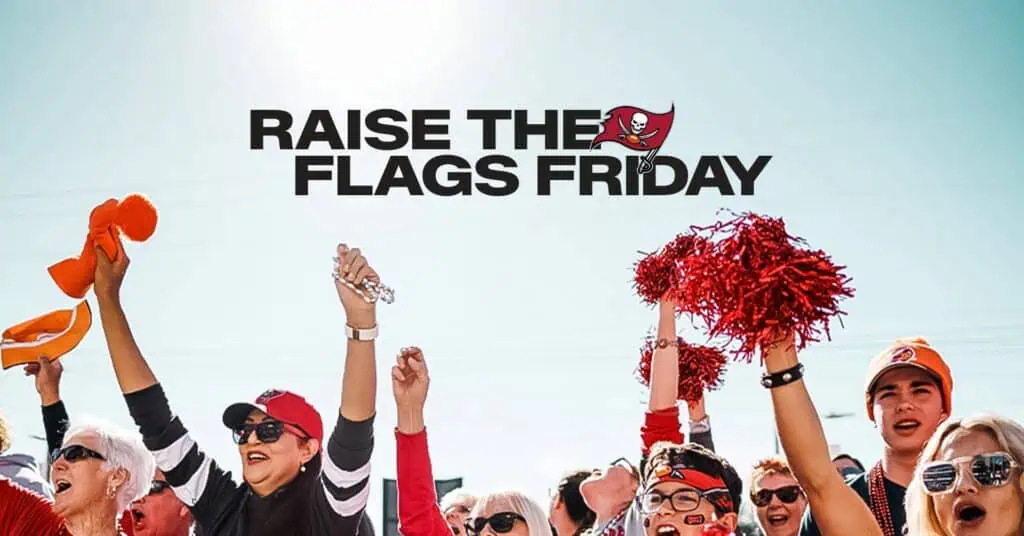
[116,194,158,241]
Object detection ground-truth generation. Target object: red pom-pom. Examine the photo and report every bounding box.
[679,211,855,363]
[116,194,158,242]
[636,335,728,402]
[633,233,709,306]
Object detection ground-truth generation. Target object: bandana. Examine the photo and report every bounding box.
[646,463,735,513]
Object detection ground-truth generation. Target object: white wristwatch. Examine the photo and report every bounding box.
[345,324,378,341]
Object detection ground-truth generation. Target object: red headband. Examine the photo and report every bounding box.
[648,464,735,513]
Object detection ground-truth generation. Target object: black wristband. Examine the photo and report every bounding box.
[761,363,804,389]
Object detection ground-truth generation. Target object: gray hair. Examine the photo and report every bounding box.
[63,416,155,512]
[470,490,552,536]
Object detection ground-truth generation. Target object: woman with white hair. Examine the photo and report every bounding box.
[0,418,154,535]
[440,488,479,536]
[904,413,1024,536]
[391,346,551,536]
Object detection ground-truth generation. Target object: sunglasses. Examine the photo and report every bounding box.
[50,444,106,465]
[232,420,309,445]
[464,512,526,536]
[750,485,803,507]
[149,479,171,495]
[921,451,1019,495]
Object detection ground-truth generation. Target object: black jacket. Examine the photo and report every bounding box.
[123,384,374,536]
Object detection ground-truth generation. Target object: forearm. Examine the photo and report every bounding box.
[340,313,377,421]
[397,405,425,435]
[764,345,836,494]
[648,306,678,411]
[96,295,158,394]
[41,401,70,453]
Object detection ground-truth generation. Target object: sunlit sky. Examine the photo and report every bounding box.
[1,0,1022,527]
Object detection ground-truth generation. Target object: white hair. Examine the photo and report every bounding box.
[63,416,155,513]
[440,487,478,512]
[470,490,552,536]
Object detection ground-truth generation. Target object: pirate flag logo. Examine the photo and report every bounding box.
[589,104,675,174]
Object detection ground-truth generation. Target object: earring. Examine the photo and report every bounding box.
[108,486,116,498]
[300,464,306,473]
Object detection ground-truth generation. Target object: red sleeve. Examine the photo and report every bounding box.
[396,428,453,536]
[0,478,66,536]
[641,406,685,456]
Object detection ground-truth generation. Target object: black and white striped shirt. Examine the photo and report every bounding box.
[125,384,373,536]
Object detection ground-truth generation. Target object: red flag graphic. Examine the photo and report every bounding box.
[590,105,675,152]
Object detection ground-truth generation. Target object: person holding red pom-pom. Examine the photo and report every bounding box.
[575,295,718,536]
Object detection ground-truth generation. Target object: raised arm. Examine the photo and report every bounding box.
[392,347,453,536]
[763,333,881,536]
[640,297,686,456]
[25,356,69,456]
[93,244,241,528]
[686,396,716,453]
[309,245,380,533]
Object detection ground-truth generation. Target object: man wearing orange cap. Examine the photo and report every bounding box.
[799,337,953,536]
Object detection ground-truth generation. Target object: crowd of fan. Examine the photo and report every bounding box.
[1,244,1022,536]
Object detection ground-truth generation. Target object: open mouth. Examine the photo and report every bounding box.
[54,479,72,495]
[767,513,789,527]
[655,524,679,536]
[955,503,986,525]
[893,419,921,434]
[131,507,145,525]
[246,451,269,465]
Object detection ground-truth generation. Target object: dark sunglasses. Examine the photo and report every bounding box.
[921,451,1019,495]
[751,485,803,507]
[149,479,171,495]
[464,512,525,536]
[232,420,286,445]
[50,444,105,465]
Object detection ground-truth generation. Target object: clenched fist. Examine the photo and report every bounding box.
[391,347,429,411]
[333,244,379,325]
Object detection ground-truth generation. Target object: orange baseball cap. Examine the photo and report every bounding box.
[864,337,952,422]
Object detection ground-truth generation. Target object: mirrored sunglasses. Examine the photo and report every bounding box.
[921,451,1018,495]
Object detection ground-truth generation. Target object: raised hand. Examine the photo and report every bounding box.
[94,241,129,302]
[24,355,64,406]
[333,244,380,323]
[391,347,429,410]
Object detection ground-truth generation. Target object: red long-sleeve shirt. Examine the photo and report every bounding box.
[0,477,67,535]
[395,428,452,536]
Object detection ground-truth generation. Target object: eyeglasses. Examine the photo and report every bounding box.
[50,444,106,465]
[920,451,1019,495]
[149,479,171,495]
[750,485,803,507]
[464,512,526,536]
[638,488,705,514]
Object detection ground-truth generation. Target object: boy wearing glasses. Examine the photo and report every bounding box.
[749,457,806,536]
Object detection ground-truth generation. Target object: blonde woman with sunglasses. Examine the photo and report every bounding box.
[905,414,1024,536]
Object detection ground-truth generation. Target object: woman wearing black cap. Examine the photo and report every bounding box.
[91,242,382,536]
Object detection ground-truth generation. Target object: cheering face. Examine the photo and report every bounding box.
[641,481,737,536]
[871,367,947,454]
[129,470,191,536]
[930,429,1023,536]
[237,410,318,494]
[579,462,637,511]
[50,432,119,518]
[751,473,806,536]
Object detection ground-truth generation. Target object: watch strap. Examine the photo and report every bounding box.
[345,324,378,341]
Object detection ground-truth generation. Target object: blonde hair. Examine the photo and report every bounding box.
[469,490,552,536]
[0,412,10,454]
[749,456,795,492]
[905,413,1024,536]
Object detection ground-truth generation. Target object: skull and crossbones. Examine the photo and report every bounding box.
[618,112,659,147]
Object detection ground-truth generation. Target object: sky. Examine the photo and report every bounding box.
[1,0,1022,528]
